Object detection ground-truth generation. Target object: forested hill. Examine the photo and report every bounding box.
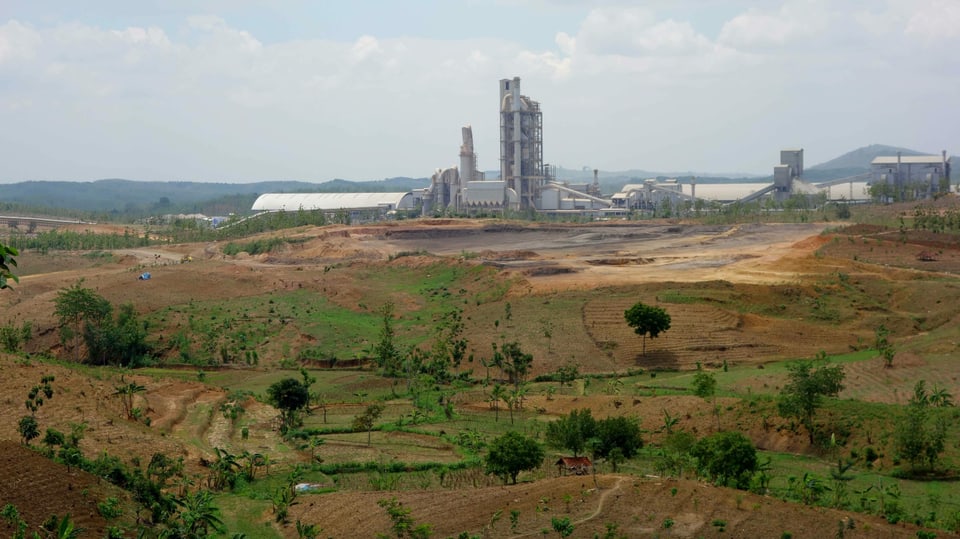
[0,177,430,217]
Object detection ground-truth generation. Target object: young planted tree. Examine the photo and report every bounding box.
[18,375,55,445]
[375,301,403,377]
[353,403,386,446]
[499,341,533,391]
[896,380,950,472]
[17,416,39,445]
[777,356,845,444]
[426,308,468,382]
[624,302,671,356]
[376,497,431,539]
[551,516,575,538]
[556,363,579,393]
[485,431,545,485]
[692,369,720,431]
[875,324,895,368]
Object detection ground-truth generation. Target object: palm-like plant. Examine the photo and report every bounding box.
[113,377,147,419]
[929,385,954,407]
[176,490,225,537]
[207,448,240,491]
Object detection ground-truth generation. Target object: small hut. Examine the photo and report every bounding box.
[555,456,592,476]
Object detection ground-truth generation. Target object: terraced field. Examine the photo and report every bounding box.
[582,297,854,369]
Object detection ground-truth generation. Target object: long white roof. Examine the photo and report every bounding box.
[251,192,413,211]
[871,155,949,165]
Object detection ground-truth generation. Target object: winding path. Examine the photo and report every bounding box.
[514,475,628,538]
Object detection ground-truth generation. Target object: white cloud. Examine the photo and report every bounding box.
[0,3,957,182]
[718,2,829,49]
[573,6,713,57]
[0,20,41,64]
[350,35,381,62]
[905,0,960,42]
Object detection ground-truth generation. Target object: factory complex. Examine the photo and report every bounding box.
[251,78,951,220]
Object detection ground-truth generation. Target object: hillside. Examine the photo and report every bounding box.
[2,202,960,537]
[809,144,930,171]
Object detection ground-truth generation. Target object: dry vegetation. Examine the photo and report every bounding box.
[3,199,960,538]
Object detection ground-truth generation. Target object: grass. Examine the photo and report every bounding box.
[762,450,960,528]
[214,495,282,538]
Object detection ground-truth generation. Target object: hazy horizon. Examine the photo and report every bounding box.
[2,1,957,183]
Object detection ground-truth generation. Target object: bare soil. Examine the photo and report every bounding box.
[3,214,960,537]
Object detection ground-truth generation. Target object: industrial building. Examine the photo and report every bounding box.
[420,77,610,215]
[250,76,951,219]
[870,152,951,199]
[250,192,415,220]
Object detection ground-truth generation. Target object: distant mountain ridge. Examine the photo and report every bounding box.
[809,144,931,171]
[0,144,943,216]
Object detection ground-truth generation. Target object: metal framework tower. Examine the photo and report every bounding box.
[500,77,544,210]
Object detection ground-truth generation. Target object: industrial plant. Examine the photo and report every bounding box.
[251,77,952,219]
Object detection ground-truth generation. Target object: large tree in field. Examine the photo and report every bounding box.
[54,280,112,362]
[777,356,845,443]
[624,302,671,356]
[485,431,544,485]
[267,378,311,435]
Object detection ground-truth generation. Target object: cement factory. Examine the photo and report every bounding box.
[251,77,952,219]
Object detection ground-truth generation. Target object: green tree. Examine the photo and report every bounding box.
[595,416,643,460]
[485,431,545,485]
[777,357,845,443]
[376,497,431,539]
[17,416,38,445]
[353,403,386,446]
[692,369,720,431]
[0,241,18,289]
[875,324,895,368]
[624,302,671,356]
[656,430,696,478]
[85,303,151,367]
[551,516,574,538]
[690,431,758,489]
[375,301,403,377]
[499,341,533,390]
[54,280,111,362]
[267,378,311,435]
[896,380,949,472]
[546,408,597,457]
[556,363,578,391]
[425,308,468,382]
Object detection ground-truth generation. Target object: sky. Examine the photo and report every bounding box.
[1,0,958,183]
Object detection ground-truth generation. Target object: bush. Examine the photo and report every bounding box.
[690,431,758,489]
